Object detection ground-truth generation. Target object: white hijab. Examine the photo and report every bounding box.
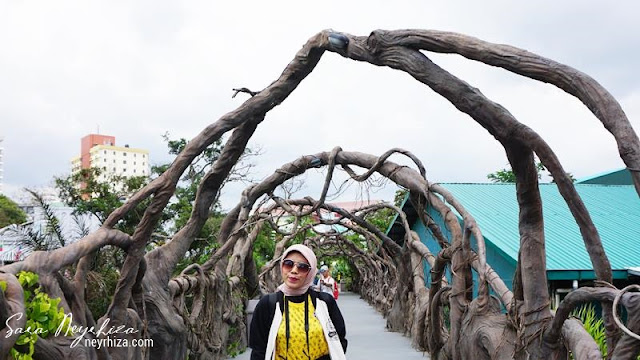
[276,244,318,296]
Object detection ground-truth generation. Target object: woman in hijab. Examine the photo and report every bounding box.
[249,244,347,360]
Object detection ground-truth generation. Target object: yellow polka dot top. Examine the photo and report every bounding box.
[275,295,329,359]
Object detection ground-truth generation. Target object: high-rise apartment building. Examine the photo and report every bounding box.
[71,134,150,182]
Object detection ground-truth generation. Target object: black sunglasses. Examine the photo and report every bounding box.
[282,259,311,273]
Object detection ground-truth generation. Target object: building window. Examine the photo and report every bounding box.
[123,153,127,156]
[123,168,127,172]
[134,153,137,157]
[104,150,106,154]
[123,160,127,164]
[113,151,116,155]
[113,167,116,171]
[104,159,106,162]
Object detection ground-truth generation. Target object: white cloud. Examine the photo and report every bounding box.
[1,0,639,210]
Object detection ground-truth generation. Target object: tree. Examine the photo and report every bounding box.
[155,132,258,231]
[55,168,155,234]
[0,194,27,228]
[11,189,71,252]
[154,133,258,273]
[364,188,407,233]
[52,135,255,316]
[488,161,575,183]
[487,161,545,183]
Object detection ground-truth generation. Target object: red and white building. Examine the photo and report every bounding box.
[71,134,150,182]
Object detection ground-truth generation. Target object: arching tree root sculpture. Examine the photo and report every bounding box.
[1,28,639,360]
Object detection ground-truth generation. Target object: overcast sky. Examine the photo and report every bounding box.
[1,1,639,210]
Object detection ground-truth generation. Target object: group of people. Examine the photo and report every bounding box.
[249,244,347,360]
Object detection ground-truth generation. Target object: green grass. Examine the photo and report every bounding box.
[571,303,640,359]
[571,303,606,357]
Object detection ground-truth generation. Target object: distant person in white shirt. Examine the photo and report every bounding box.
[316,265,337,299]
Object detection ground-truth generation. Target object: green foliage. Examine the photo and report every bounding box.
[153,133,225,233]
[252,214,321,271]
[393,189,408,206]
[15,189,68,251]
[10,271,72,360]
[156,133,257,274]
[570,303,608,359]
[328,257,354,283]
[27,189,65,247]
[487,167,518,183]
[55,167,156,234]
[290,216,316,245]
[56,168,150,320]
[364,208,394,233]
[253,223,277,271]
[443,305,451,331]
[0,194,27,228]
[312,190,410,288]
[253,214,320,269]
[365,189,408,232]
[572,303,606,356]
[362,188,407,237]
[568,304,640,359]
[7,189,95,258]
[52,133,256,318]
[175,215,224,274]
[487,163,546,183]
[487,161,575,183]
[155,134,226,274]
[226,339,243,357]
[84,256,122,320]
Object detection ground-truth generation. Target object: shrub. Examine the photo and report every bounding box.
[571,303,640,359]
[3,272,73,360]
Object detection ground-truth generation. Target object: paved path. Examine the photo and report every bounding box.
[229,291,429,359]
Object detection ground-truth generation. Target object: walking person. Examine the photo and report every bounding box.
[249,244,348,360]
[315,265,337,300]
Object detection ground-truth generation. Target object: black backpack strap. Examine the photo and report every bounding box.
[267,290,285,313]
[309,288,318,308]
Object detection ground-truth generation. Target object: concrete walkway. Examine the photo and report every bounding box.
[229,291,429,359]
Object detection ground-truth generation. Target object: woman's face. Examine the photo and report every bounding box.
[281,251,310,291]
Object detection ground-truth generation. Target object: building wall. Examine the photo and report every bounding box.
[80,134,115,169]
[413,205,639,312]
[89,145,150,180]
[72,134,150,180]
[71,156,81,175]
[412,206,452,287]
[413,205,517,297]
[482,238,517,292]
[1,200,101,263]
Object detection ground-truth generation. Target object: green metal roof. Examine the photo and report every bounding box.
[575,168,632,185]
[437,183,640,272]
